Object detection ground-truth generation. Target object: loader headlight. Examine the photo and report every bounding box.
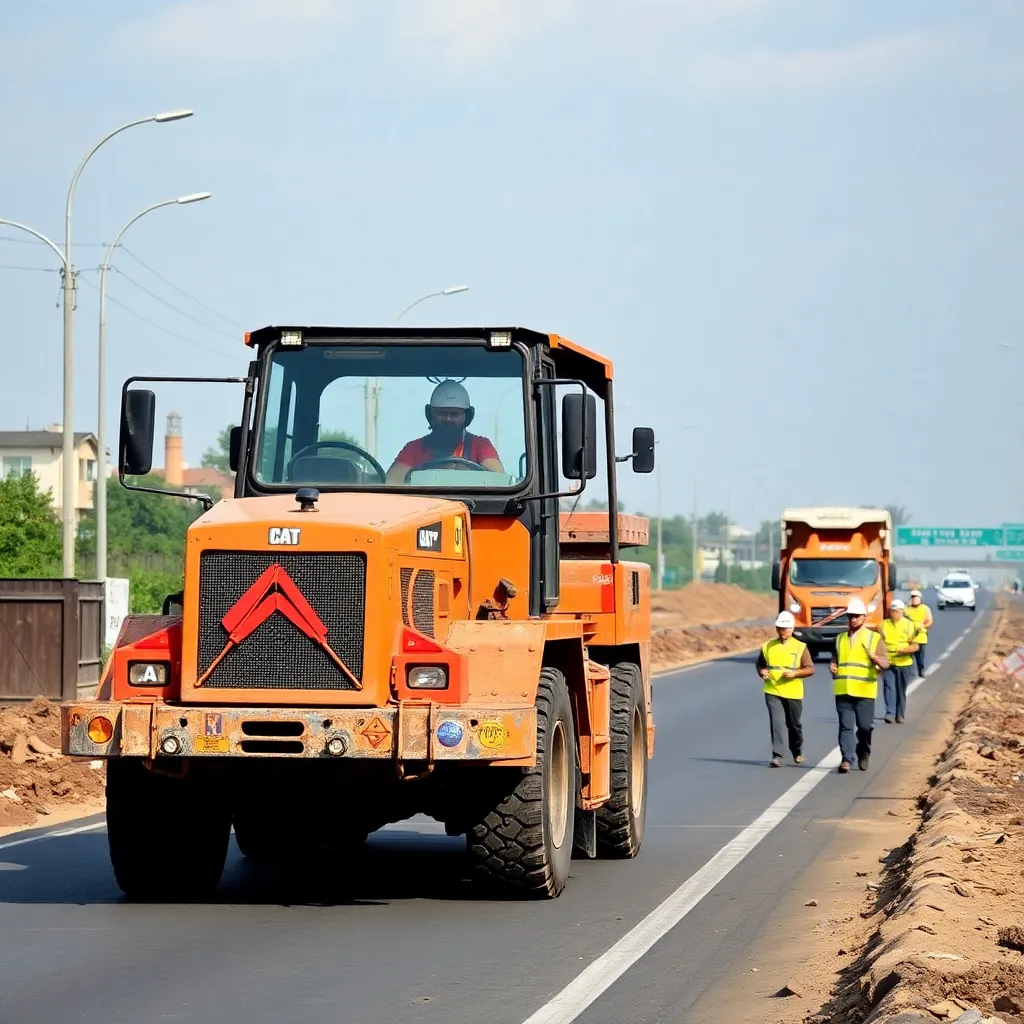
[129,662,169,686]
[867,602,878,613]
[789,601,801,614]
[407,666,448,689]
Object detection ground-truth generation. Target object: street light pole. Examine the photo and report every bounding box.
[95,192,211,581]
[60,108,194,578]
[363,285,470,459]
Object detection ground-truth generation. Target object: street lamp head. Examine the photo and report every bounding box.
[443,285,469,295]
[154,109,195,123]
[177,192,212,204]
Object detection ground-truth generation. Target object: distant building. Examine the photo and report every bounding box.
[0,426,99,523]
[150,412,234,500]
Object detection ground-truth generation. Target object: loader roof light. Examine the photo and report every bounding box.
[488,331,512,349]
[87,716,113,744]
[280,330,304,347]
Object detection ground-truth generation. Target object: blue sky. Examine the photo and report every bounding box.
[2,0,1023,530]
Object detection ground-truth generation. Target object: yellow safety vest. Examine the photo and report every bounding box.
[881,617,917,668]
[835,628,882,698]
[761,637,808,700]
[905,603,930,643]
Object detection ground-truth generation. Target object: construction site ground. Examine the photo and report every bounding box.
[694,596,1024,1024]
[0,582,775,835]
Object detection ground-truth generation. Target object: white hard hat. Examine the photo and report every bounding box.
[909,589,922,598]
[846,597,868,616]
[425,379,475,427]
[429,380,471,410]
[775,611,795,629]
[891,598,906,610]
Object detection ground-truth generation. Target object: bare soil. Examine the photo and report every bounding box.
[718,598,1024,1024]
[0,698,105,831]
[652,582,776,630]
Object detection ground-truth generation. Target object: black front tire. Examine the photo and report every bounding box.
[107,758,230,901]
[467,667,576,898]
[596,662,648,858]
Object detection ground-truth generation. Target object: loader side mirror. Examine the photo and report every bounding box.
[120,389,156,477]
[631,427,655,474]
[771,563,781,592]
[229,426,242,473]
[887,563,897,593]
[561,392,597,480]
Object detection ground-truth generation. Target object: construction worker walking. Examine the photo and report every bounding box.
[905,589,933,677]
[830,597,889,773]
[881,599,921,724]
[756,611,815,767]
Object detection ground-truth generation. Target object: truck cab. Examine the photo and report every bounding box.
[772,506,896,658]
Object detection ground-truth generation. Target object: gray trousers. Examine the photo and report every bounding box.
[835,694,874,764]
[765,693,803,759]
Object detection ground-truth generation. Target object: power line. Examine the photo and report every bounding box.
[0,263,61,273]
[109,266,238,339]
[0,235,110,248]
[119,245,245,331]
[78,275,238,362]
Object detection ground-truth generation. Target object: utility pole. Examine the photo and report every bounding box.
[655,453,663,592]
[691,479,698,584]
[725,489,732,584]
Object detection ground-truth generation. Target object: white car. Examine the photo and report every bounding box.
[936,573,977,611]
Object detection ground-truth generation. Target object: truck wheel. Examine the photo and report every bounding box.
[107,758,230,900]
[596,662,648,858]
[467,666,576,898]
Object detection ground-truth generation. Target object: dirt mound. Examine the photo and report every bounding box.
[651,624,767,671]
[0,699,105,829]
[651,583,775,630]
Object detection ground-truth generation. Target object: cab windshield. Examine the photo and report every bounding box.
[253,341,528,490]
[789,558,878,587]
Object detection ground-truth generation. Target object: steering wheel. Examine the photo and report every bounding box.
[287,440,386,483]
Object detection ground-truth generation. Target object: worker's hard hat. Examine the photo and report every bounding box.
[775,611,795,629]
[846,597,868,616]
[425,379,474,426]
[909,589,922,598]
[891,598,906,610]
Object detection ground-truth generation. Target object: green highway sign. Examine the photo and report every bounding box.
[896,526,1005,547]
[997,550,1024,562]
[1004,524,1024,547]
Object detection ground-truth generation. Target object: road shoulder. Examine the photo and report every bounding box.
[695,601,1024,1024]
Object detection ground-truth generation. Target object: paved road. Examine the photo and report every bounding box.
[0,595,988,1024]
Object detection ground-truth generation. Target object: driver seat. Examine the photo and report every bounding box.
[288,457,361,484]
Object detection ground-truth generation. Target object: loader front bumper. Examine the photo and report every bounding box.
[61,701,537,765]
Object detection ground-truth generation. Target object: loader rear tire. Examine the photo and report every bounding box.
[106,758,230,901]
[596,661,648,858]
[467,667,576,898]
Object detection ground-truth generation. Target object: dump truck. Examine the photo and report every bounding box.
[62,325,656,900]
[771,506,896,658]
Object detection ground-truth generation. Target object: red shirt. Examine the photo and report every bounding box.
[395,432,499,468]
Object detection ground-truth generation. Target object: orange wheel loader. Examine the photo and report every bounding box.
[62,326,657,900]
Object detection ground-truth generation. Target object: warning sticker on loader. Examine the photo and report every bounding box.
[478,721,509,749]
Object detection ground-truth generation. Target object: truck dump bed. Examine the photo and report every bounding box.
[559,512,649,549]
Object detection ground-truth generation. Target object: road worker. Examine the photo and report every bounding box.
[755,611,815,767]
[829,597,889,773]
[905,589,933,677]
[881,599,921,724]
[386,379,504,484]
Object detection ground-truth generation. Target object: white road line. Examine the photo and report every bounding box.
[948,636,964,652]
[520,618,981,1024]
[0,821,104,854]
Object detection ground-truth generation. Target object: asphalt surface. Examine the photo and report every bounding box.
[0,594,989,1024]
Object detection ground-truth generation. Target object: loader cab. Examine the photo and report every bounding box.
[118,326,655,618]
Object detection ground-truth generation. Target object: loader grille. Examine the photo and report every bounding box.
[412,570,435,637]
[197,551,366,689]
